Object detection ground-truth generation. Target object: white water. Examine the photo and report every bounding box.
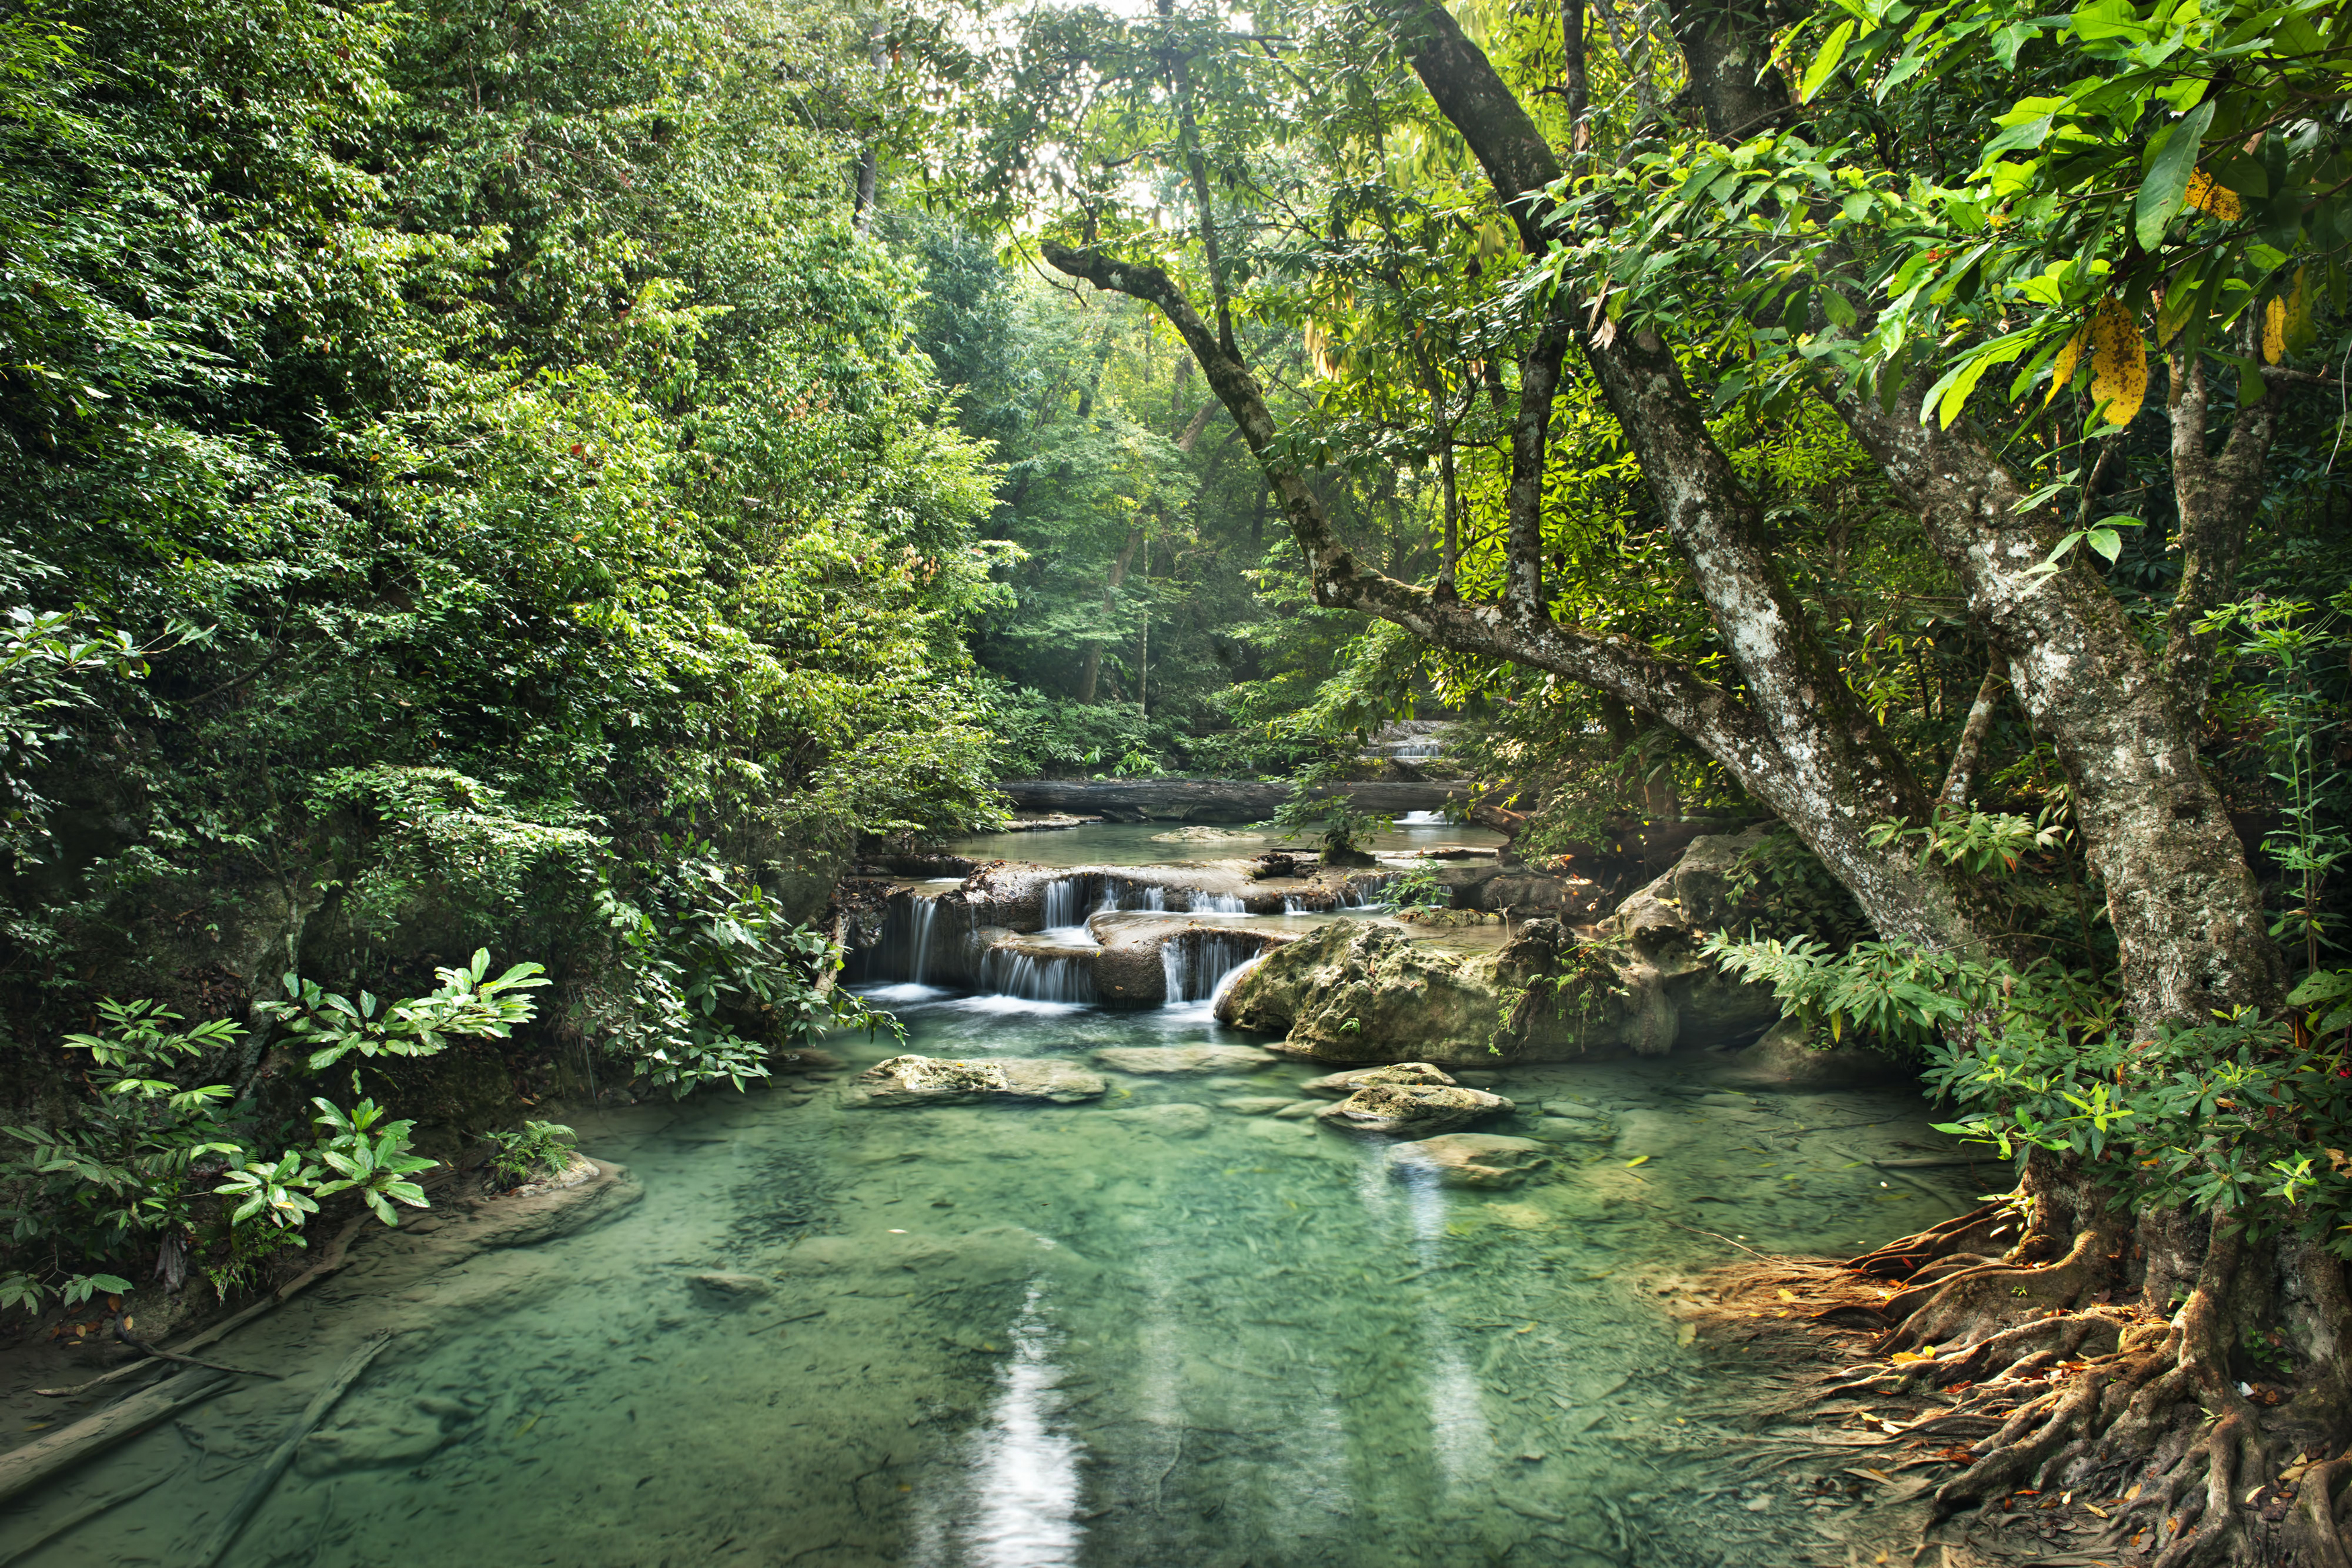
[979,947,1099,1004]
[1159,932,1267,1004]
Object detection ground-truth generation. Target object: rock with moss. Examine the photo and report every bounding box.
[1300,1061,1458,1096]
[1316,1082,1515,1135]
[1601,828,1785,1048]
[1389,1133,1555,1189]
[849,1055,1105,1106]
[1215,922,1508,1061]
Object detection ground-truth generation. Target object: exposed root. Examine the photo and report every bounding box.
[1689,1162,2352,1567]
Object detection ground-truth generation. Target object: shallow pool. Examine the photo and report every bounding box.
[5,985,1994,1567]
[945,819,1505,869]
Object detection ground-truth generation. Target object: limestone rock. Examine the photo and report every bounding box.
[1317,1082,1515,1136]
[1301,1061,1458,1096]
[687,1271,771,1301]
[849,1055,1105,1106]
[1216,922,1505,1062]
[1541,1100,1600,1119]
[1271,1100,1321,1120]
[1389,1134,1554,1189]
[1093,1044,1277,1075]
[1218,1096,1297,1115]
[1715,1015,1911,1089]
[1601,828,1783,1049]
[1105,1102,1213,1137]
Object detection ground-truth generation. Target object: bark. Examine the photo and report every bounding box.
[1938,668,2005,808]
[2165,344,2275,724]
[1075,527,1144,704]
[1833,384,2283,1022]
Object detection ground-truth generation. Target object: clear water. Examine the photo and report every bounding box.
[948,820,1504,868]
[11,982,1984,1567]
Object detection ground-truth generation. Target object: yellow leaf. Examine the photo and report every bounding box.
[2089,297,2148,425]
[1777,1289,1798,1302]
[2086,1503,2109,1518]
[1624,1155,1650,1168]
[2046,323,2088,404]
[2287,267,2316,354]
[2265,296,2286,364]
[2185,169,2242,220]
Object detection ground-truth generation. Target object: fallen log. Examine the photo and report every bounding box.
[193,1331,393,1567]
[0,1368,230,1507]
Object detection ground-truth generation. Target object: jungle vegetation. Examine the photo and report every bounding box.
[7,0,2352,1553]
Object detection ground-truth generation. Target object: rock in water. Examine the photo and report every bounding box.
[1093,1045,1277,1075]
[1533,1116,1614,1143]
[1391,1134,1555,1188]
[1218,1096,1297,1115]
[1300,1061,1458,1097]
[849,1055,1105,1106]
[1106,1103,1213,1137]
[1317,1082,1514,1135]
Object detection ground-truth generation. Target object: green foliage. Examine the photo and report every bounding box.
[1386,864,1450,912]
[1723,830,1874,949]
[263,949,548,1073]
[0,995,460,1314]
[485,1121,577,1190]
[587,851,898,1097]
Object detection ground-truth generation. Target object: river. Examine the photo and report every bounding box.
[4,830,1974,1567]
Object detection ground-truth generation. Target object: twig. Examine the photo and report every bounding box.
[193,1332,393,1567]
[115,1335,283,1381]
[1622,1196,1773,1258]
[0,1457,190,1568]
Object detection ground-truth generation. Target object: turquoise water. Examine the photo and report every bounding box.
[3,989,1983,1567]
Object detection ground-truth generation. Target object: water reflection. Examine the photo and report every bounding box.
[913,1283,1085,1568]
[1357,1145,1493,1492]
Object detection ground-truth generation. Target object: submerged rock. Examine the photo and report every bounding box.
[1105,1102,1213,1137]
[1218,1096,1297,1115]
[1390,1134,1554,1189]
[1317,1082,1515,1135]
[1093,1044,1276,1074]
[1534,1116,1615,1143]
[1270,1101,1320,1120]
[687,1271,771,1301]
[849,1055,1106,1106]
[1301,1061,1458,1096]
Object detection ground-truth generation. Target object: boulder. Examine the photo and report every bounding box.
[1105,1102,1213,1137]
[1301,1061,1458,1096]
[1714,1015,1913,1089]
[1216,922,1506,1062]
[1218,1096,1298,1115]
[1271,1101,1320,1120]
[1093,1044,1277,1075]
[1317,1082,1515,1136]
[1389,1134,1555,1189]
[1600,828,1784,1049]
[849,1055,1106,1106]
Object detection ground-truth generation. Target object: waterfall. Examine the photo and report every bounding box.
[1161,932,1264,1004]
[1185,891,1245,914]
[905,895,941,982]
[980,947,1097,1003]
[1397,809,1446,826]
[1093,881,1168,914]
[1042,876,1092,928]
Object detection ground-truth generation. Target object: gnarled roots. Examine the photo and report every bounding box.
[1798,1161,2352,1566]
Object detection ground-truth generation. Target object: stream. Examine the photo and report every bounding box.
[5,830,1988,1567]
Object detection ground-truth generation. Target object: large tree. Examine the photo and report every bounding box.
[976,0,2352,1555]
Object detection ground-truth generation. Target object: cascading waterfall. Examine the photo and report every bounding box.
[979,946,1098,1003]
[1042,876,1093,929]
[900,894,942,983]
[1161,932,1266,1004]
[1093,881,1168,914]
[1396,810,1447,826]
[1186,891,1245,914]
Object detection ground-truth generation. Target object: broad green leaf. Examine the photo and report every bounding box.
[1800,20,1857,101]
[2134,100,2214,250]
